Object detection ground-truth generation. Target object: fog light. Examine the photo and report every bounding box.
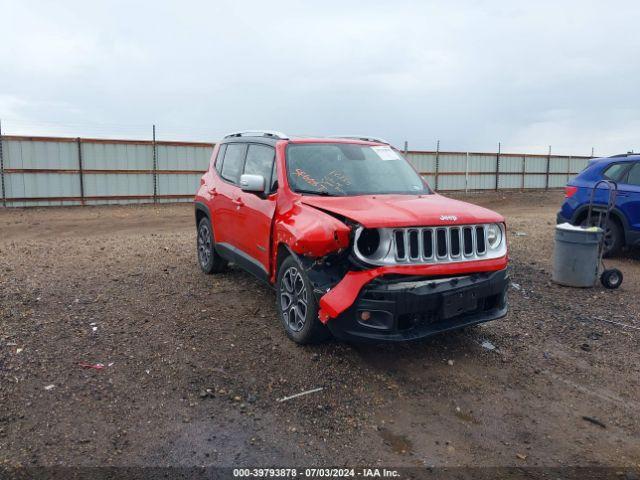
[357,310,394,330]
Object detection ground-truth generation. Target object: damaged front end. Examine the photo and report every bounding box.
[304,222,510,342]
[322,267,509,342]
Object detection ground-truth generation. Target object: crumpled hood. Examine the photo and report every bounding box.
[300,193,504,228]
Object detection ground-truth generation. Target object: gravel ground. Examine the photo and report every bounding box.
[1,191,639,468]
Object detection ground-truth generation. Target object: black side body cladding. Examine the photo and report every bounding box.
[215,242,270,285]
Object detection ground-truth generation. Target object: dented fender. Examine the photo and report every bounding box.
[318,257,509,322]
[274,202,350,256]
[271,202,351,281]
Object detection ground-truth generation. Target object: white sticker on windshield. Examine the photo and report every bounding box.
[371,146,401,161]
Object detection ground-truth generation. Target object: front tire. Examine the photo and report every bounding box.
[276,256,330,344]
[197,217,228,274]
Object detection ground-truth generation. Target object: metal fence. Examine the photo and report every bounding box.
[0,135,212,207]
[406,149,590,192]
[0,135,592,207]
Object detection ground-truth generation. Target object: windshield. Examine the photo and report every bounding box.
[286,143,430,196]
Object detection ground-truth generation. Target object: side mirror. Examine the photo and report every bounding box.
[239,174,265,193]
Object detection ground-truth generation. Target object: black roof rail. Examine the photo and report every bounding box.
[224,130,289,140]
[329,135,390,145]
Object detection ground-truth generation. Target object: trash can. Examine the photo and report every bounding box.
[552,223,603,287]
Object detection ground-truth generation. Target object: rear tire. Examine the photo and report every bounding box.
[197,217,228,274]
[580,216,623,258]
[276,255,331,344]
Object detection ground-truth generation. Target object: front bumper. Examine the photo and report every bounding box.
[326,268,509,342]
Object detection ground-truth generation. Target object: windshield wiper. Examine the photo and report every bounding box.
[294,189,335,196]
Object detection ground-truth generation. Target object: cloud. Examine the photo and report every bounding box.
[0,0,638,154]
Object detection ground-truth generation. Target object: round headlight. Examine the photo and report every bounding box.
[486,224,502,249]
[354,227,392,263]
[356,228,380,256]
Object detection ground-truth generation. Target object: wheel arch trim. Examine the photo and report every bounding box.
[571,204,629,232]
[195,201,210,225]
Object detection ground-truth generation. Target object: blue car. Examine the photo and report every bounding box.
[557,153,640,257]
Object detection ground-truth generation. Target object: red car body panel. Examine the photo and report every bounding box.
[300,194,504,228]
[273,203,351,257]
[196,137,509,328]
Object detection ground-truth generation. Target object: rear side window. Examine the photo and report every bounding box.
[626,162,640,186]
[214,144,227,174]
[603,163,629,182]
[244,145,275,191]
[220,144,247,184]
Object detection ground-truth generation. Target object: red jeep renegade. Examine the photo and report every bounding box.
[195,131,509,344]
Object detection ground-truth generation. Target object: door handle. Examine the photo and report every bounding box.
[208,187,218,196]
[232,198,244,207]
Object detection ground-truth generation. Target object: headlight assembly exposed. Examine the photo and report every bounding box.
[354,227,392,263]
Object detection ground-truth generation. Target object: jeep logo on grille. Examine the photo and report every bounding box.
[440,215,458,221]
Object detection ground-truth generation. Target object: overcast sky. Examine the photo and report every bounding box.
[1,0,638,155]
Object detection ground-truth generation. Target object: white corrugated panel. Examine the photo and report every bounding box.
[525,156,547,173]
[525,174,547,189]
[83,173,153,204]
[570,157,589,173]
[439,153,466,172]
[156,144,213,171]
[469,174,497,190]
[549,157,570,173]
[499,156,525,173]
[81,142,153,170]
[438,175,466,191]
[4,139,78,169]
[5,172,81,206]
[406,152,436,174]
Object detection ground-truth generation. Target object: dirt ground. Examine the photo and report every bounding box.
[1,191,639,469]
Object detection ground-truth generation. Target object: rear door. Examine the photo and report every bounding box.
[617,162,640,232]
[234,143,278,277]
[210,143,247,248]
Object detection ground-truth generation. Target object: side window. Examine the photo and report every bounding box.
[220,144,246,184]
[244,144,276,192]
[214,144,227,174]
[603,163,629,182]
[625,162,640,186]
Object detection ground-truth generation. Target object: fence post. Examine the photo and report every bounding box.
[76,137,85,205]
[521,155,526,190]
[152,124,158,204]
[403,140,408,155]
[495,142,501,191]
[0,119,5,207]
[545,145,551,190]
[434,140,440,191]
[567,155,572,184]
[591,147,595,158]
[465,152,469,193]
